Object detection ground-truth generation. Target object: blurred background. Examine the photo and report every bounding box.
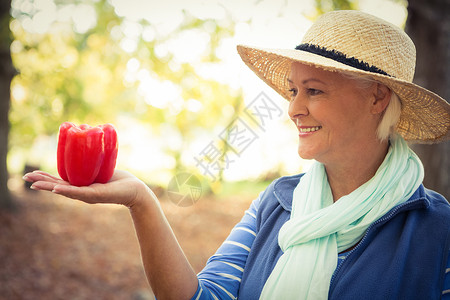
[0,0,448,299]
[4,0,414,190]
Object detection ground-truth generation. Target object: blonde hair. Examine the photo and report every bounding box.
[341,72,401,141]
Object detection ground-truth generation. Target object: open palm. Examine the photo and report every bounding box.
[23,170,151,208]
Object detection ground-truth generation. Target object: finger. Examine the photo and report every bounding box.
[33,171,63,181]
[30,181,58,192]
[23,172,51,183]
[23,172,67,185]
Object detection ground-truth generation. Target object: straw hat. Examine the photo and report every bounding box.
[237,10,450,144]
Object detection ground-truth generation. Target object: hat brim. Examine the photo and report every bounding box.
[237,44,450,144]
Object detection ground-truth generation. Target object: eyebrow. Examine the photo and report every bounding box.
[287,78,327,85]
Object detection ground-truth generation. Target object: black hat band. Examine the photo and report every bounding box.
[295,43,392,77]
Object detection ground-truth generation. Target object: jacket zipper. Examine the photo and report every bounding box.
[328,197,427,293]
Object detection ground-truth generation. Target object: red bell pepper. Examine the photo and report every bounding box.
[94,124,118,184]
[57,122,118,186]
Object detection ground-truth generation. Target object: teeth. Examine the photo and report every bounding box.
[299,126,321,133]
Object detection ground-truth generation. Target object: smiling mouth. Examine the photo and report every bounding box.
[299,126,322,133]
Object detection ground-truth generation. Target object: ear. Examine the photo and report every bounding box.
[370,83,391,114]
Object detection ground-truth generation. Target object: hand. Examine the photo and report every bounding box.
[23,170,152,208]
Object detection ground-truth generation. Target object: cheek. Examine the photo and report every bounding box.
[314,102,346,129]
[335,108,374,142]
[321,104,365,137]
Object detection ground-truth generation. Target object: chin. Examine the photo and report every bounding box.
[297,147,317,160]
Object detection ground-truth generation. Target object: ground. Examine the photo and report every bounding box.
[0,185,255,300]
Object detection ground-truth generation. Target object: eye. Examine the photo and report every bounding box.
[288,88,298,98]
[307,88,323,96]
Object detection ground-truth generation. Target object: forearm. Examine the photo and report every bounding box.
[193,198,260,299]
[23,170,198,298]
[129,187,198,299]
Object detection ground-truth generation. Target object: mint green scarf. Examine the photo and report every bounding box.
[260,135,424,299]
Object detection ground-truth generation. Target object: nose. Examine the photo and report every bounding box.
[288,94,309,122]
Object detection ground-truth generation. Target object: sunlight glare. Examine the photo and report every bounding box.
[154,43,169,60]
[138,73,183,112]
[186,99,203,113]
[116,118,177,184]
[71,4,97,34]
[167,29,211,64]
[121,20,143,39]
[110,0,184,36]
[185,1,226,20]
[120,38,138,53]
[359,0,407,27]
[11,84,27,103]
[127,58,141,73]
[17,0,56,34]
[142,26,156,42]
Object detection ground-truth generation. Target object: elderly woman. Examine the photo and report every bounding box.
[24,10,450,300]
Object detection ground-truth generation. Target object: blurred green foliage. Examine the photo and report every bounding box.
[315,0,357,13]
[9,0,402,189]
[9,0,244,185]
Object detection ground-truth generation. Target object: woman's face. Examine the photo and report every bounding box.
[288,62,382,165]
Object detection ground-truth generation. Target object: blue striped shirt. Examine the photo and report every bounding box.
[192,197,450,299]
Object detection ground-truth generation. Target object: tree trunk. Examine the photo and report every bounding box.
[0,0,14,210]
[405,0,450,200]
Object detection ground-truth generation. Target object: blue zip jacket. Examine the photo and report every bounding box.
[194,174,450,299]
[238,174,450,299]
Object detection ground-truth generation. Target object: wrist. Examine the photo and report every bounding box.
[128,181,158,212]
